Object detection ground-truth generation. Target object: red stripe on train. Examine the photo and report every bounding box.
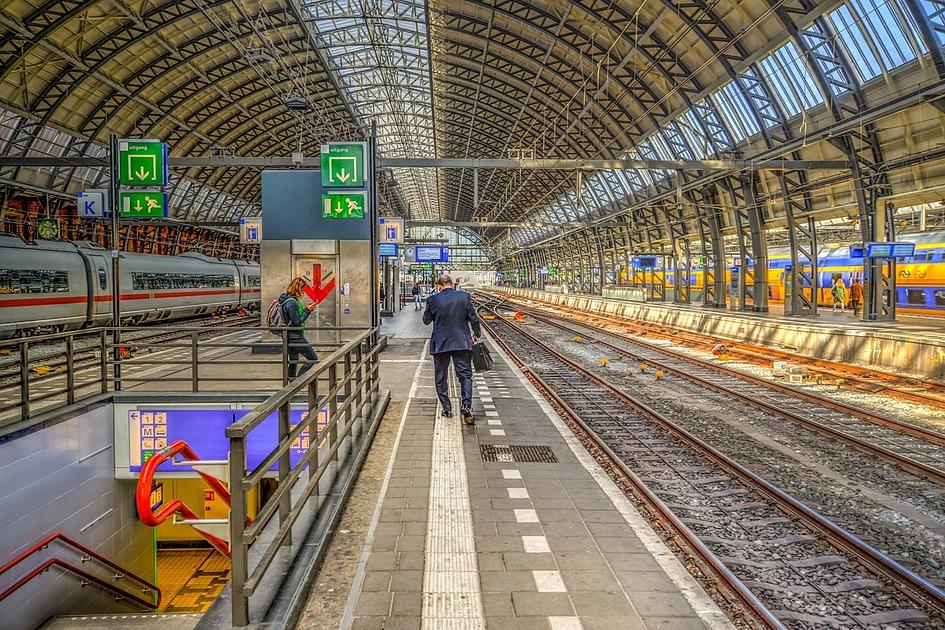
[1,289,246,307]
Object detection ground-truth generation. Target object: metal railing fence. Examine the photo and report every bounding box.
[225,327,384,626]
[0,323,370,431]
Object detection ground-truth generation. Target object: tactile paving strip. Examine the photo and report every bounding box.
[479,444,559,463]
[421,379,485,630]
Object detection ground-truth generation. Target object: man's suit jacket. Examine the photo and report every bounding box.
[422,288,482,354]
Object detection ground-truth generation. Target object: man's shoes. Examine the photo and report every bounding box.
[461,407,475,425]
[441,410,453,418]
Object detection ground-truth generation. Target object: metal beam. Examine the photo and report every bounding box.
[0,156,852,171]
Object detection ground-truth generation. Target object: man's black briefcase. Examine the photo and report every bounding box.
[472,342,494,372]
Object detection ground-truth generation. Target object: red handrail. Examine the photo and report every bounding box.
[0,532,159,609]
[135,439,233,557]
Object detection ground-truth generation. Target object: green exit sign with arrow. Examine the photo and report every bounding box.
[322,192,365,219]
[118,139,168,186]
[321,142,365,188]
[119,191,167,218]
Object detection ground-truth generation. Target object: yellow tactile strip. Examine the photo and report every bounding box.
[158,549,231,613]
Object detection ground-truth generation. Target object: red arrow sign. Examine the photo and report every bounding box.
[303,263,336,306]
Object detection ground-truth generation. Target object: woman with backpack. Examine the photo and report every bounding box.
[269,277,318,379]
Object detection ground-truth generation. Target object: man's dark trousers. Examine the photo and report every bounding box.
[433,350,473,413]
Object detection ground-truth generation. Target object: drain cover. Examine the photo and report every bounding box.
[480,444,558,463]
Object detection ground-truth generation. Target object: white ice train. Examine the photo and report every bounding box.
[0,235,260,338]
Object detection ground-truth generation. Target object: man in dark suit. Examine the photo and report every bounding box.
[422,274,482,424]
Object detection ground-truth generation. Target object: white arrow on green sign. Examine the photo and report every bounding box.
[119,191,167,218]
[118,139,168,187]
[322,192,365,219]
[321,142,366,188]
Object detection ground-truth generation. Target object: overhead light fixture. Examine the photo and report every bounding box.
[283,94,312,110]
[244,49,276,64]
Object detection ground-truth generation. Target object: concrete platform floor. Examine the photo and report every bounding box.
[295,308,732,630]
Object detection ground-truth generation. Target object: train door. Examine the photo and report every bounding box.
[86,252,112,325]
[294,256,339,346]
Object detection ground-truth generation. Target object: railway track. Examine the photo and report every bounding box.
[496,292,945,409]
[478,298,945,629]
[0,313,252,382]
[502,301,945,487]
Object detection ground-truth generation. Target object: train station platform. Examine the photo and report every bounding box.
[492,288,945,382]
[296,307,732,630]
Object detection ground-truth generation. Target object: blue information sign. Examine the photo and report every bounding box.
[378,243,399,258]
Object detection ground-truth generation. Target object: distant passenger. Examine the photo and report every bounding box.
[831,277,847,313]
[454,277,462,291]
[422,274,482,424]
[279,277,318,379]
[849,279,864,316]
[412,282,422,310]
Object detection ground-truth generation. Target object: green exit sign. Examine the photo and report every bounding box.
[322,192,365,219]
[118,139,168,186]
[119,191,167,218]
[321,142,365,188]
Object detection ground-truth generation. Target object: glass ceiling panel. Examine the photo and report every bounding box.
[303,0,439,220]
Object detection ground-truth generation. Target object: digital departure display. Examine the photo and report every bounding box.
[378,243,399,257]
[637,257,657,268]
[416,246,449,263]
[866,242,915,258]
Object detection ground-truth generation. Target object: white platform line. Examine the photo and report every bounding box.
[486,328,736,630]
[421,377,485,629]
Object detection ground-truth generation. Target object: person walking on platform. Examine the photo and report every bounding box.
[412,282,422,310]
[279,277,318,379]
[849,278,864,316]
[831,276,847,313]
[423,274,482,424]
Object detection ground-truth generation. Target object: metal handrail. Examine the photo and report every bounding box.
[1,323,371,428]
[135,440,234,557]
[225,326,383,626]
[0,531,160,609]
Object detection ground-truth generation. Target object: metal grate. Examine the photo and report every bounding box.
[480,444,558,464]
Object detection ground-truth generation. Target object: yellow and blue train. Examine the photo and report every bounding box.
[622,231,945,316]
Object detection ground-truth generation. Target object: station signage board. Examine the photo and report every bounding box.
[379,216,404,244]
[416,245,449,263]
[77,190,109,218]
[119,191,168,218]
[320,142,366,188]
[123,407,328,476]
[239,218,262,244]
[322,191,366,219]
[378,243,399,258]
[866,242,916,258]
[118,139,168,187]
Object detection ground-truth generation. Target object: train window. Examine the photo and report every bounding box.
[130,272,236,291]
[905,289,927,305]
[934,290,945,306]
[0,269,70,294]
[98,268,107,289]
[914,251,932,262]
[246,275,261,287]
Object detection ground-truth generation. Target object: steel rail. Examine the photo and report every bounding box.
[493,293,945,444]
[479,309,781,630]
[512,293,945,410]
[479,301,945,624]
[510,303,945,485]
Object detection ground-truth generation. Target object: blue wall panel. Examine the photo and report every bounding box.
[261,170,370,240]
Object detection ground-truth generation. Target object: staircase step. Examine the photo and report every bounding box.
[42,613,201,629]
